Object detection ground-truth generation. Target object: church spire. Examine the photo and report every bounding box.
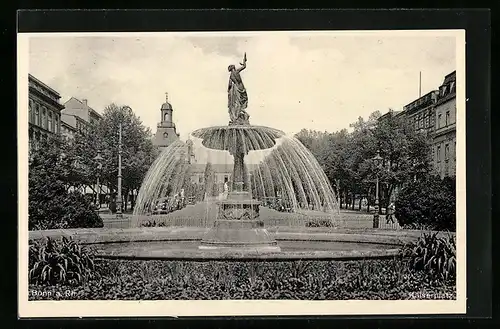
[165,92,169,103]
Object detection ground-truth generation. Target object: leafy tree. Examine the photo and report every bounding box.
[29,136,103,230]
[294,109,432,213]
[73,104,157,212]
[370,110,431,210]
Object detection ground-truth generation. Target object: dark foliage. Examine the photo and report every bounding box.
[29,258,455,300]
[141,220,166,227]
[29,237,97,286]
[401,232,456,282]
[29,136,103,230]
[395,175,456,231]
[306,220,334,227]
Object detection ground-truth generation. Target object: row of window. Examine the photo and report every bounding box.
[437,110,452,129]
[439,81,456,98]
[412,110,435,131]
[436,141,456,163]
[195,174,230,184]
[412,109,453,132]
[76,119,90,133]
[28,129,48,152]
[28,99,60,134]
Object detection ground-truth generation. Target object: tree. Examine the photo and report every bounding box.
[74,104,157,211]
[29,136,103,230]
[370,110,431,210]
[294,109,432,213]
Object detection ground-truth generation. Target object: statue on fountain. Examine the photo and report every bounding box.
[228,52,250,125]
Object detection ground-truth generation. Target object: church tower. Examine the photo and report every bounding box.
[153,92,180,150]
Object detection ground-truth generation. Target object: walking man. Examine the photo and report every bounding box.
[386,202,396,224]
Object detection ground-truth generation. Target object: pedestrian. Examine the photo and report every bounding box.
[386,202,395,224]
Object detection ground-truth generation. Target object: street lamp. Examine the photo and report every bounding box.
[372,152,383,228]
[93,151,103,209]
[116,122,123,218]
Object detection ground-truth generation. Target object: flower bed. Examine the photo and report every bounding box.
[29,258,455,300]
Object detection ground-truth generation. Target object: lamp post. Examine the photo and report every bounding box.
[372,152,383,228]
[116,123,123,218]
[93,151,103,209]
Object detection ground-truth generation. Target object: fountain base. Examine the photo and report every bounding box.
[199,194,281,252]
[199,219,281,252]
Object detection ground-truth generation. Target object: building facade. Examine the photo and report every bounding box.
[60,120,77,139]
[380,70,457,179]
[432,71,457,178]
[153,93,180,151]
[28,74,65,151]
[399,90,439,137]
[61,97,102,137]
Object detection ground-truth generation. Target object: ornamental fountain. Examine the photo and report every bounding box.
[193,53,285,251]
[133,52,341,253]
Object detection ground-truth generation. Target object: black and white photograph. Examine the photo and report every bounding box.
[18,29,466,317]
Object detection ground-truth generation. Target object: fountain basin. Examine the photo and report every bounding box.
[29,227,420,261]
[191,125,285,154]
[199,220,280,252]
[91,240,399,260]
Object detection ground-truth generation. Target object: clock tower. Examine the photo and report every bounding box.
[153,92,180,150]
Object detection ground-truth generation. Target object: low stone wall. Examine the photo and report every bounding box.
[28,227,433,246]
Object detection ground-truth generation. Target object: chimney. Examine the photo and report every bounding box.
[82,99,88,106]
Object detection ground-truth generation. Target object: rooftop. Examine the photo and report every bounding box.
[65,97,102,119]
[28,74,62,98]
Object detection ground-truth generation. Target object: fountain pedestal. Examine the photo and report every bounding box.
[193,125,283,253]
[199,191,281,252]
[199,149,280,252]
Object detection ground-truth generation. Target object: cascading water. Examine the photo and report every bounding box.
[133,52,340,232]
[133,140,193,216]
[250,135,340,215]
[133,132,341,227]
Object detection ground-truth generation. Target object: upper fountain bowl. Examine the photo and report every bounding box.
[191,125,285,154]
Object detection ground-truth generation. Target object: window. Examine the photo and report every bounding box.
[425,114,429,128]
[445,111,450,126]
[34,104,40,126]
[450,81,456,93]
[445,143,450,162]
[437,113,442,129]
[163,132,168,138]
[437,145,441,163]
[41,107,47,129]
[28,100,33,123]
[54,116,59,134]
[48,112,53,132]
[440,85,448,96]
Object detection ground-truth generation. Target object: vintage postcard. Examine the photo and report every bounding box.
[18,29,466,317]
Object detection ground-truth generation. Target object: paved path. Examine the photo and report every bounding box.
[98,202,401,230]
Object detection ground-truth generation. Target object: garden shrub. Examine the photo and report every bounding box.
[395,175,456,231]
[29,137,103,230]
[401,231,456,282]
[141,220,166,227]
[306,220,334,227]
[29,237,97,286]
[29,258,456,300]
[29,189,103,230]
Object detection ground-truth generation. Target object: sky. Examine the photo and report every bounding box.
[28,32,457,162]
